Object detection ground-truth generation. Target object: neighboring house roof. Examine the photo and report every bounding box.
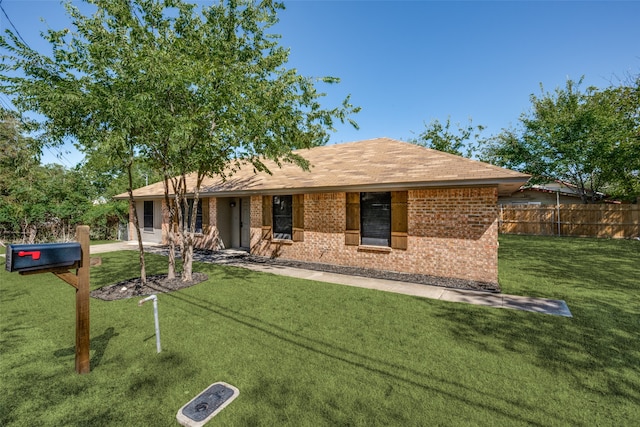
[511,181,621,204]
[115,137,530,199]
[526,180,607,199]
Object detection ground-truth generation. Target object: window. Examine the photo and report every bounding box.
[360,192,391,246]
[262,195,303,242]
[143,201,154,232]
[345,191,407,249]
[272,195,292,240]
[182,199,203,234]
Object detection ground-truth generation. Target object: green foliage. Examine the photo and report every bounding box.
[412,117,485,157]
[82,201,128,241]
[0,108,40,166]
[597,75,640,201]
[0,108,129,242]
[480,76,640,202]
[1,0,360,279]
[79,151,162,198]
[1,237,639,425]
[0,162,95,242]
[0,108,91,241]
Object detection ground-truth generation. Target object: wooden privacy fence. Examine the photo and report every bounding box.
[499,204,640,239]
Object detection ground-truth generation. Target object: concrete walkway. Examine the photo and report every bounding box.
[89,243,572,317]
[231,262,572,317]
[89,241,159,254]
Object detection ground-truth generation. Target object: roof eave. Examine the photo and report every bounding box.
[186,177,531,198]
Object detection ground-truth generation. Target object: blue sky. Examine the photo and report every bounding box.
[1,0,639,167]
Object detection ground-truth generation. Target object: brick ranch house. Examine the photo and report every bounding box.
[116,138,530,285]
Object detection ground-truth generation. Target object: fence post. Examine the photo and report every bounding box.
[556,192,561,236]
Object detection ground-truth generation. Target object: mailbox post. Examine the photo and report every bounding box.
[5,225,91,374]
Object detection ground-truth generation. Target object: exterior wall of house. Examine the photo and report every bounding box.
[128,199,163,243]
[499,190,581,205]
[132,187,499,283]
[156,198,221,249]
[248,187,499,284]
[128,202,135,242]
[191,197,220,249]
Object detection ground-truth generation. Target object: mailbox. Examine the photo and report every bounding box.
[5,242,82,273]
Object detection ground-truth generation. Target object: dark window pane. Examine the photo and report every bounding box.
[272,195,292,240]
[196,200,202,233]
[144,201,154,231]
[182,199,203,233]
[360,192,390,246]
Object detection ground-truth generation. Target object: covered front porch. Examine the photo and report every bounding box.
[215,196,251,250]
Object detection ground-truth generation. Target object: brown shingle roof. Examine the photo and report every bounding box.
[115,137,530,199]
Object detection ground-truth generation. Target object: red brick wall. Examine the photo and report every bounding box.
[249,187,499,284]
[193,197,220,249]
[407,188,498,283]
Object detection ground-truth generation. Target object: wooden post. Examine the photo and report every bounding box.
[13,226,91,374]
[75,225,90,374]
[556,191,561,236]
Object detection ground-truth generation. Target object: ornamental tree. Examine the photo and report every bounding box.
[480,77,639,203]
[1,0,359,282]
[413,117,485,157]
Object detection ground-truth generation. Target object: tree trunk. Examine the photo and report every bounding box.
[182,231,194,282]
[127,161,146,287]
[26,222,37,244]
[181,175,203,282]
[182,234,193,282]
[181,194,194,282]
[167,228,176,279]
[163,175,176,280]
[173,176,187,281]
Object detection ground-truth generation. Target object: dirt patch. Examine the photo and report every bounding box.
[91,273,208,301]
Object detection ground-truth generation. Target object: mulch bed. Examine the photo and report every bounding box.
[91,273,208,301]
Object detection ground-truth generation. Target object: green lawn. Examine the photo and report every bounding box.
[1,235,638,426]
